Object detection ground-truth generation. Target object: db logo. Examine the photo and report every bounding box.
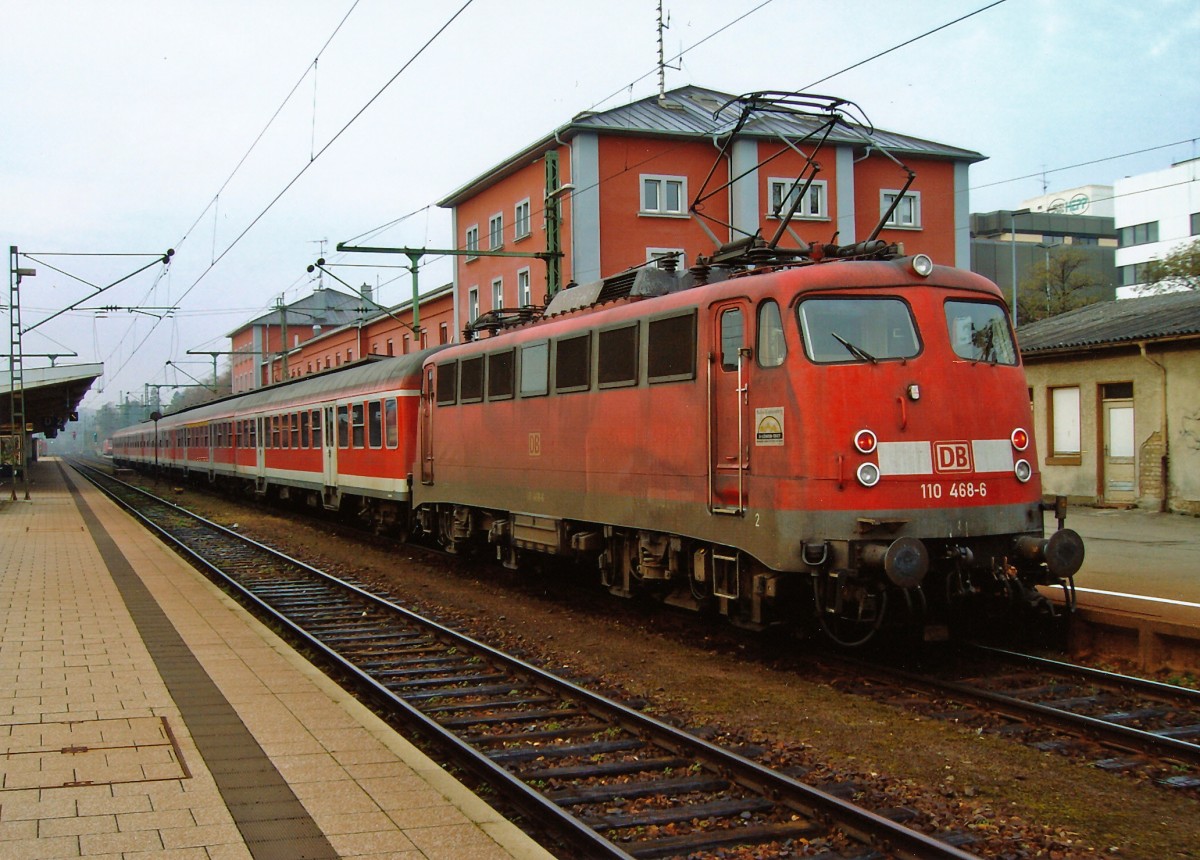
[934,441,972,473]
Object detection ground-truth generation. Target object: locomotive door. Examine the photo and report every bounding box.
[419,366,434,485]
[709,301,750,514]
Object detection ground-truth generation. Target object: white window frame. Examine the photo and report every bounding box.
[465,225,479,260]
[640,174,687,216]
[514,198,531,240]
[647,247,686,270]
[768,177,828,220]
[491,277,504,310]
[517,267,532,307]
[881,190,921,229]
[488,212,504,250]
[468,286,479,323]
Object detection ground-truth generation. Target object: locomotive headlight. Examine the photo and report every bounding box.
[1014,458,1033,483]
[911,254,934,277]
[854,429,877,454]
[857,462,881,487]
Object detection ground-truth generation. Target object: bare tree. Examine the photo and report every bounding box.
[1016,247,1105,324]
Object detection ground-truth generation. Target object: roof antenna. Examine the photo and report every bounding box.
[656,1,682,108]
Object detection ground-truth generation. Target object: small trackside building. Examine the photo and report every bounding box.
[1017,291,1200,514]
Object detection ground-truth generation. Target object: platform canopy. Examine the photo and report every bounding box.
[1,363,103,438]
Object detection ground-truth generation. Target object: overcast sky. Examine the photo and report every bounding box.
[4,0,1198,409]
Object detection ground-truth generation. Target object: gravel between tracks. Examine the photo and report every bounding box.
[157,486,1199,859]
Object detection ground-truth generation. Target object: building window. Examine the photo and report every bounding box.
[1117,221,1159,247]
[518,268,532,307]
[515,199,531,239]
[1118,263,1151,287]
[465,225,479,260]
[882,190,921,228]
[439,322,449,344]
[386,338,393,356]
[402,334,410,354]
[641,175,687,216]
[1049,386,1081,460]
[648,248,685,270]
[768,178,827,219]
[492,277,504,310]
[489,213,503,250]
[468,287,479,323]
[1191,212,1200,236]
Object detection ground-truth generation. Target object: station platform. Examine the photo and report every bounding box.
[0,459,555,860]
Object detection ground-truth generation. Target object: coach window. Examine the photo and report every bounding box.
[300,412,310,448]
[351,403,365,447]
[368,400,383,448]
[310,410,322,448]
[757,301,787,367]
[647,310,696,383]
[520,341,549,397]
[460,355,485,403]
[555,332,591,393]
[271,416,281,448]
[488,349,515,400]
[598,323,638,388]
[337,405,349,448]
[720,308,744,371]
[291,413,301,448]
[385,398,398,448]
[436,361,458,405]
[282,415,292,449]
[249,420,257,449]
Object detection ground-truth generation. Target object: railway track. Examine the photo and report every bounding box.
[833,644,1200,790]
[74,461,979,860]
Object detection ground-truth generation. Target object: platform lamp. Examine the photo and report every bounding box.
[8,248,36,501]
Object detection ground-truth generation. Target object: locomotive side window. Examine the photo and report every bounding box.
[647,310,696,383]
[488,349,515,400]
[555,333,591,393]
[598,323,638,388]
[719,308,744,371]
[351,403,366,447]
[337,405,349,448]
[385,398,398,448]
[368,400,383,448]
[757,301,787,367]
[520,342,549,397]
[436,361,458,405]
[797,298,919,363]
[944,300,1017,365]
[460,356,485,403]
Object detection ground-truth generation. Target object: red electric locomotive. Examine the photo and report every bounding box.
[412,250,1083,644]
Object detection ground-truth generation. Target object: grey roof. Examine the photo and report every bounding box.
[229,288,370,336]
[440,85,984,206]
[1017,291,1200,354]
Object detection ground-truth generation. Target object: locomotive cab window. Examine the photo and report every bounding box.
[520,341,549,397]
[436,361,458,405]
[598,323,638,388]
[719,308,744,371]
[555,332,591,393]
[944,300,1017,365]
[757,300,787,368]
[647,310,696,383]
[797,297,920,364]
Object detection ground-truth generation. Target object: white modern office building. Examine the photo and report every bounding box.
[1114,157,1200,298]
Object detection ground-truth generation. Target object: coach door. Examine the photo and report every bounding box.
[709,301,750,514]
[322,405,338,488]
[419,366,435,485]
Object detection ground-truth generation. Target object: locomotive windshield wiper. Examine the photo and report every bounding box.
[831,332,877,364]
